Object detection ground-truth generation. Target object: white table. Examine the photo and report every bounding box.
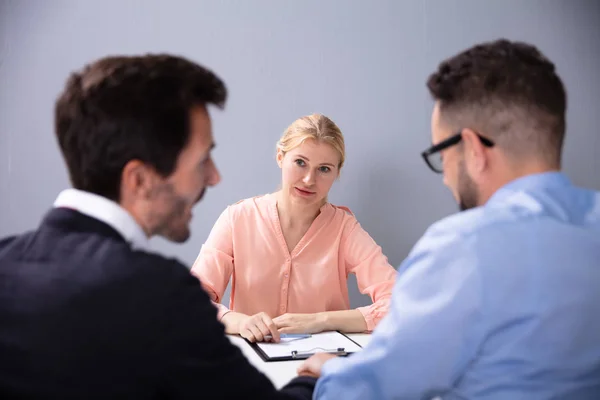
[228,333,371,389]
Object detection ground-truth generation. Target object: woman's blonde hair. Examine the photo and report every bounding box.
[277,113,346,170]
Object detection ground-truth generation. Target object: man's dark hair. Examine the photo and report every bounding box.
[427,39,567,166]
[55,54,227,201]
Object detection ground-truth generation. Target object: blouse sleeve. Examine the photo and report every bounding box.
[342,218,397,331]
[191,207,235,320]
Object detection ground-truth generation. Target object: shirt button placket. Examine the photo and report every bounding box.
[280,258,291,314]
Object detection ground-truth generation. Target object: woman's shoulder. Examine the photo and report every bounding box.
[328,203,354,216]
[230,193,270,207]
[224,193,274,220]
[325,202,359,227]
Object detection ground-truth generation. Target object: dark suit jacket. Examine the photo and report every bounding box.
[0,208,316,399]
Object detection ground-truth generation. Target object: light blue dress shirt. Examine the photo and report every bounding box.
[314,172,600,399]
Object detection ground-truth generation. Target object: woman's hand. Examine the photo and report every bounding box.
[238,312,280,343]
[272,313,327,334]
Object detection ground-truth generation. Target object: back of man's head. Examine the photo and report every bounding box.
[427,39,567,168]
[54,54,227,202]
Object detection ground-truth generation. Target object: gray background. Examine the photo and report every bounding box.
[1,0,599,308]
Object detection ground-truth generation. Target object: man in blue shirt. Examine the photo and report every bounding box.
[298,39,600,399]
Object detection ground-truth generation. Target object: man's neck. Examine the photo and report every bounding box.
[119,200,152,238]
[478,162,560,206]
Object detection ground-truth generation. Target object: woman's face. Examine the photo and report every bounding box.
[277,139,340,207]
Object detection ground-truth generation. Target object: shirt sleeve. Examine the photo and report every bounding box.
[190,207,235,320]
[342,220,397,331]
[315,228,483,399]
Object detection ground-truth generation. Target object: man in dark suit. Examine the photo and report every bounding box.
[0,54,316,399]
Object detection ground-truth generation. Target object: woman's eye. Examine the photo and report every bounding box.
[295,159,306,167]
[319,166,331,173]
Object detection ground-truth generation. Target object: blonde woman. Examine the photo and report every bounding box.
[192,114,396,342]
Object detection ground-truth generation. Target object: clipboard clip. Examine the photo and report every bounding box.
[290,347,347,359]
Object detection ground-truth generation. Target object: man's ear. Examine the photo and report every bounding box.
[121,159,157,200]
[461,128,487,174]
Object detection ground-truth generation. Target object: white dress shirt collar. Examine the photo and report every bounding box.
[53,188,150,251]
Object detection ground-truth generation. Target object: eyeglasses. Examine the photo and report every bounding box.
[421,132,495,173]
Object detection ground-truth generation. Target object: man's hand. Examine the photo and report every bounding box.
[273,313,327,334]
[297,353,338,378]
[238,312,280,343]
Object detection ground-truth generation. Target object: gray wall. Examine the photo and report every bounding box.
[1,0,599,308]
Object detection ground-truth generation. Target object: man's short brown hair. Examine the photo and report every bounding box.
[55,54,227,201]
[427,39,567,166]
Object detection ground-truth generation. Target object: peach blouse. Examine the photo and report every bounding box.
[191,194,396,331]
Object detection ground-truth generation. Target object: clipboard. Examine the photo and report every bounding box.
[246,331,363,362]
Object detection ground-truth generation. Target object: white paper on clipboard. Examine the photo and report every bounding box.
[256,331,362,359]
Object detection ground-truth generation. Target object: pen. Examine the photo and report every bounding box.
[264,333,312,340]
[280,333,312,339]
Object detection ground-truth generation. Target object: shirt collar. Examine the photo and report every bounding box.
[487,171,571,206]
[53,188,150,251]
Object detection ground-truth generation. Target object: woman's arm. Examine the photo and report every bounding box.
[190,207,236,323]
[319,309,367,332]
[342,219,397,331]
[191,205,280,342]
[273,310,367,334]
